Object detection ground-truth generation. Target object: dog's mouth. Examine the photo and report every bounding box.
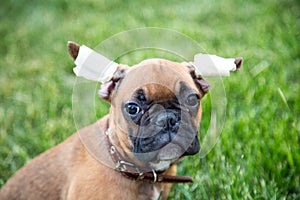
[130,131,200,171]
[148,137,200,172]
[129,106,201,153]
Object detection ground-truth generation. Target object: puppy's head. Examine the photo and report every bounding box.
[101,59,210,171]
[68,42,210,171]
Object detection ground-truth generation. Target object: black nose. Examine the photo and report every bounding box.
[155,111,180,131]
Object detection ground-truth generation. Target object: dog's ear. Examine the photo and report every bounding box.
[67,41,80,60]
[67,41,128,102]
[98,64,129,102]
[186,65,210,97]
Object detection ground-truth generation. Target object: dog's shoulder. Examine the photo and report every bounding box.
[0,117,110,200]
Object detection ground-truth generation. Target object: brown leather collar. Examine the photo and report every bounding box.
[104,123,193,184]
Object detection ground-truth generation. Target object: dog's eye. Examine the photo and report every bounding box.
[186,93,200,107]
[125,102,142,116]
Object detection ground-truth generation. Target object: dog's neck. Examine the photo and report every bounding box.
[104,119,194,184]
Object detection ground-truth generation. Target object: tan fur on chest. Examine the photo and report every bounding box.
[0,117,175,200]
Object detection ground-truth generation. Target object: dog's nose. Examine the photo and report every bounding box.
[155,112,180,131]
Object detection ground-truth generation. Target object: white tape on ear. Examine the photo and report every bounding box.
[73,44,239,81]
[73,45,118,83]
[192,53,237,77]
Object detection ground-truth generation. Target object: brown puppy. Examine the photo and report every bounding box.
[0,42,212,200]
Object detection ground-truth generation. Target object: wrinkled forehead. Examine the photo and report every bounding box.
[115,59,196,101]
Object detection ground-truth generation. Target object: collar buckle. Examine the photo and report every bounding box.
[115,160,134,172]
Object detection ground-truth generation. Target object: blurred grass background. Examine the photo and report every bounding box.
[0,0,299,199]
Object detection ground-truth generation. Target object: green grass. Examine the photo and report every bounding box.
[0,0,299,199]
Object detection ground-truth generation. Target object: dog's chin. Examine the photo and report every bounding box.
[147,146,183,171]
[133,134,200,171]
[149,159,178,172]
